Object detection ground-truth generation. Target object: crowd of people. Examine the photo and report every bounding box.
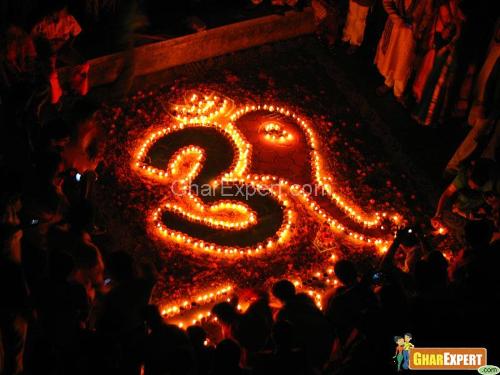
[312,0,500,241]
[313,0,499,131]
[1,0,499,374]
[1,207,499,374]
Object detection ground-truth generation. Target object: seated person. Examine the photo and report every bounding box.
[433,159,499,229]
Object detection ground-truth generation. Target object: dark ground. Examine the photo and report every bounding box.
[330,42,468,192]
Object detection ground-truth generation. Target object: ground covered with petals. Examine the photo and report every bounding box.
[94,39,459,319]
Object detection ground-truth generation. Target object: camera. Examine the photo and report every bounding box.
[18,218,40,230]
[372,271,384,285]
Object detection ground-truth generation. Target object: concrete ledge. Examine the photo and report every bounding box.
[70,8,315,89]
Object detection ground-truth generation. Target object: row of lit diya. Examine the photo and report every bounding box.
[135,93,395,229]
[159,283,326,328]
[260,122,294,144]
[159,254,340,328]
[133,100,399,256]
[173,93,231,124]
[162,200,257,231]
[131,92,400,326]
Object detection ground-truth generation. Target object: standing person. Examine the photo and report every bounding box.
[412,0,465,126]
[445,19,499,175]
[374,0,434,103]
[94,251,157,375]
[272,280,334,372]
[448,2,497,120]
[312,0,349,48]
[467,20,500,127]
[342,0,375,54]
[211,339,246,375]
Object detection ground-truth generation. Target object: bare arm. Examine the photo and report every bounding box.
[435,183,457,218]
[379,234,402,271]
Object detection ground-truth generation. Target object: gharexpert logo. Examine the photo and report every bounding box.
[478,365,500,375]
[409,348,490,371]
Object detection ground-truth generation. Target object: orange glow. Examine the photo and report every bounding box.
[130,93,403,326]
[261,122,293,144]
[438,226,448,235]
[161,285,233,326]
